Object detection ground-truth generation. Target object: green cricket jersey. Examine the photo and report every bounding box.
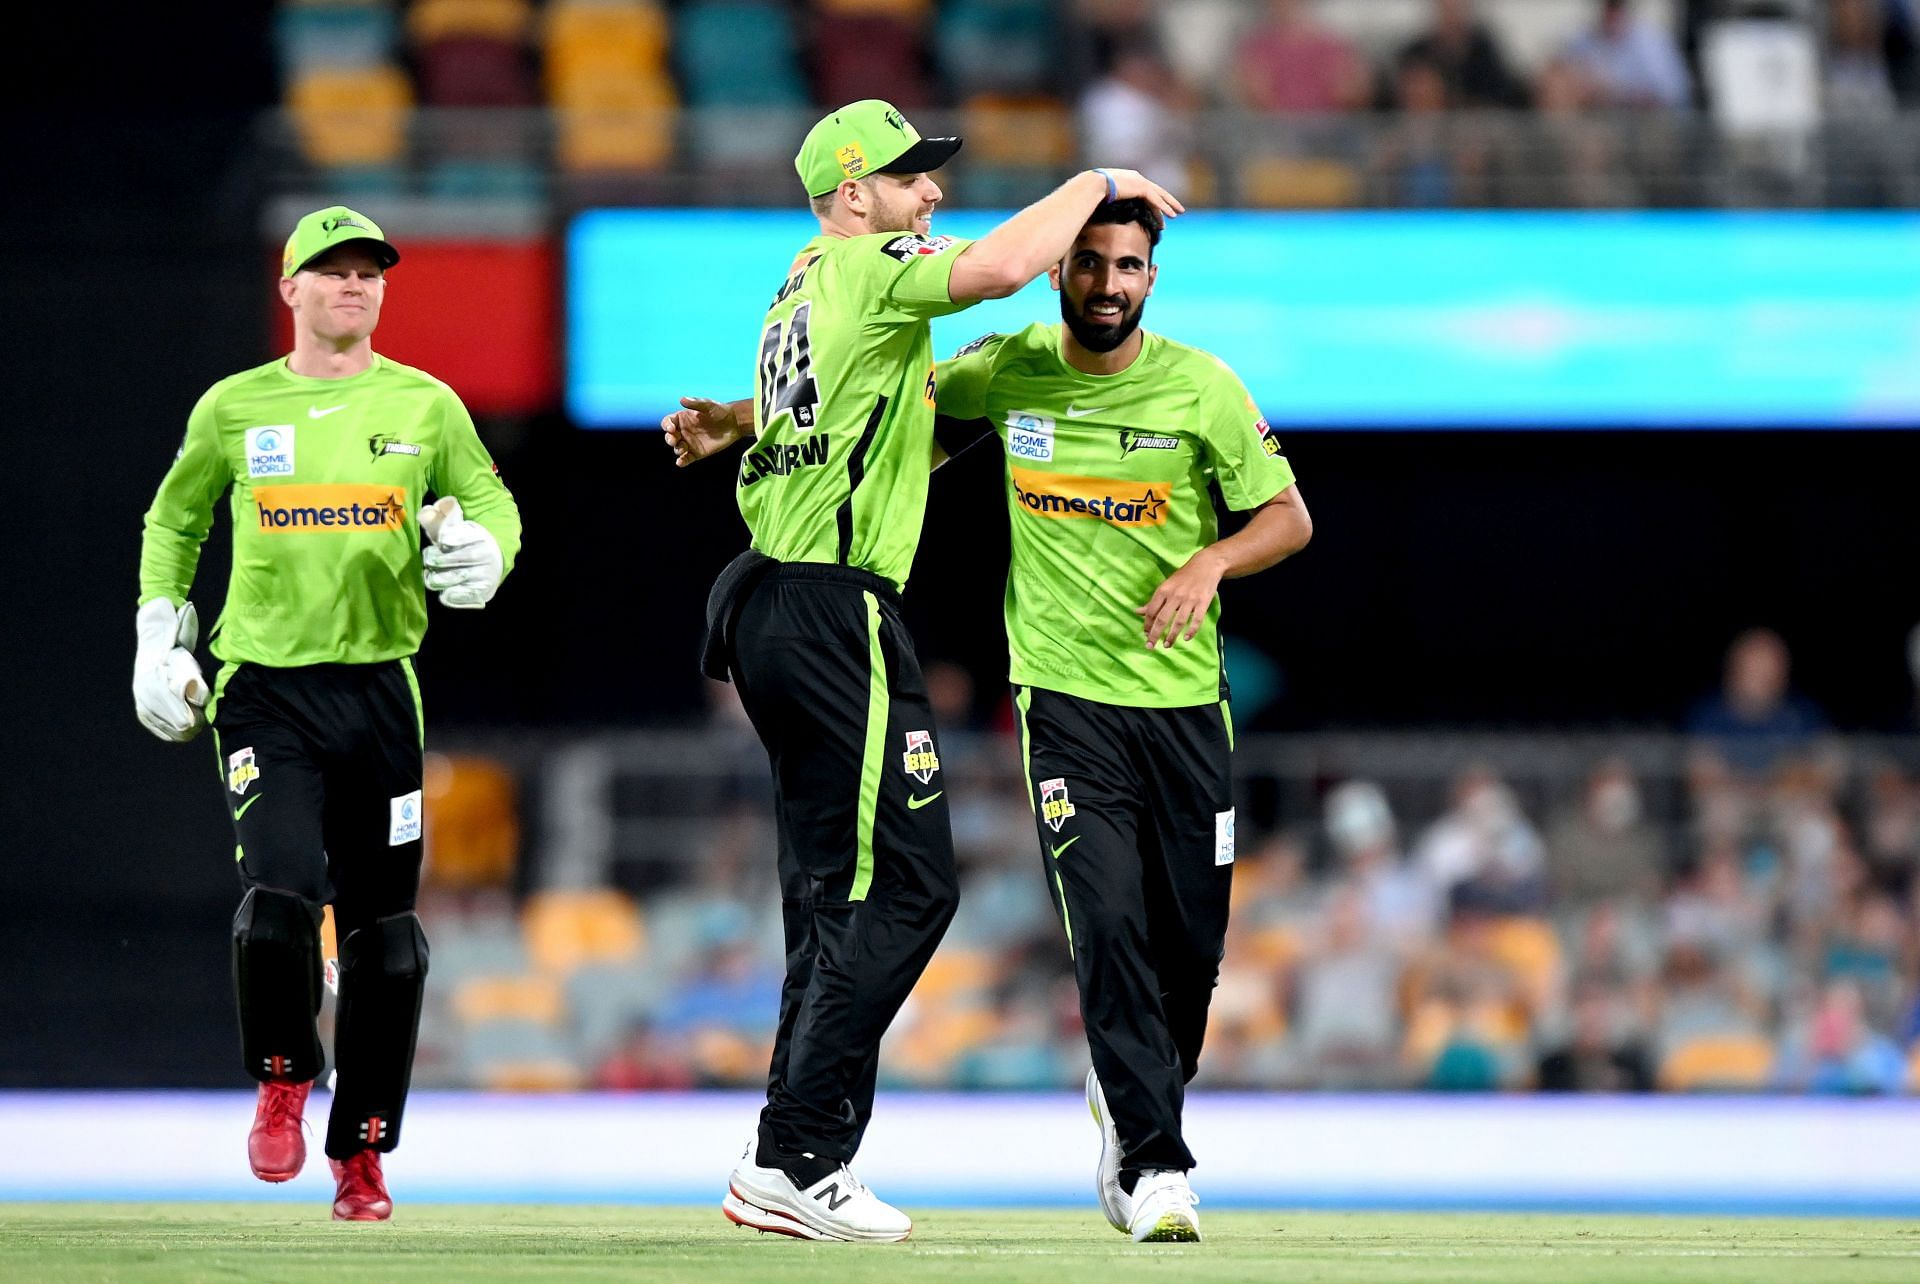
[139,355,522,667]
[936,323,1296,708]
[738,230,975,590]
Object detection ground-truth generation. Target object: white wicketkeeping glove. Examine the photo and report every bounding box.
[419,496,504,609]
[133,598,208,742]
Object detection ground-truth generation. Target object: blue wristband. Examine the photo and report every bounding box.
[1093,168,1117,203]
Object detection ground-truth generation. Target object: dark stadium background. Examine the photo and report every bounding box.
[3,11,1917,1088]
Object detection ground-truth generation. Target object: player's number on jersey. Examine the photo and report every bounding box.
[758,303,821,432]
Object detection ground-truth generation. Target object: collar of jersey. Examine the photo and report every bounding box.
[1050,323,1157,383]
[272,353,387,388]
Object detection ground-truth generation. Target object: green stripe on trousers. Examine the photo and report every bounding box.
[851,591,887,902]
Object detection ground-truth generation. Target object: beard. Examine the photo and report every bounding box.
[1061,290,1145,353]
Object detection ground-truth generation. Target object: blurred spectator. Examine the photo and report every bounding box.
[1403,898,1532,1089]
[1686,628,1829,776]
[1774,978,1909,1093]
[1325,780,1441,951]
[1290,883,1404,1085]
[1537,976,1656,1091]
[1655,939,1764,1053]
[1827,0,1900,117]
[1080,39,1192,191]
[1235,0,1370,114]
[1546,758,1666,907]
[1414,769,1547,911]
[1863,765,1920,896]
[593,1019,696,1091]
[1399,0,1527,109]
[1563,0,1693,109]
[1371,48,1491,208]
[1822,891,1910,1027]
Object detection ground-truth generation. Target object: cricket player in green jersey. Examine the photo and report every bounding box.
[133,206,522,1221]
[663,99,1182,1242]
[933,198,1312,1241]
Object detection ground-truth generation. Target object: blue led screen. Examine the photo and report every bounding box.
[568,210,1920,429]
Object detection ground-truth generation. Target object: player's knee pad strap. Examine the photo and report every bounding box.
[231,886,325,1083]
[328,912,429,1158]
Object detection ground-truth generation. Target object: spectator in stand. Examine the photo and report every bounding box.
[1400,0,1528,109]
[1863,765,1920,897]
[1324,780,1441,952]
[593,1019,697,1092]
[1686,628,1829,777]
[1235,0,1371,114]
[1290,883,1405,1085]
[1372,47,1491,208]
[1828,0,1900,117]
[1536,976,1655,1091]
[1563,0,1693,109]
[1414,768,1548,912]
[1546,758,1667,907]
[1080,39,1193,192]
[1773,977,1910,1094]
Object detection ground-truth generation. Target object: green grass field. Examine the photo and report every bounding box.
[4,1205,1917,1282]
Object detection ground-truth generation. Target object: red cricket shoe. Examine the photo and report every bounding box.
[247,1079,312,1182]
[330,1150,393,1222]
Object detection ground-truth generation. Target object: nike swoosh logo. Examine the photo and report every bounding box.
[1051,835,1080,859]
[907,792,943,810]
[308,405,346,419]
[1065,406,1106,418]
[234,794,263,821]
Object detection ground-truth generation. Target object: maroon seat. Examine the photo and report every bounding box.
[809,15,929,110]
[417,36,536,107]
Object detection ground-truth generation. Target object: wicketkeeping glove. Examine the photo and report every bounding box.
[419,496,504,609]
[133,598,208,742]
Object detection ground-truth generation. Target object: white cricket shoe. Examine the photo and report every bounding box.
[1128,1169,1201,1243]
[1086,1069,1128,1232]
[723,1153,912,1243]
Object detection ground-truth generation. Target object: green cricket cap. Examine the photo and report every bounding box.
[794,99,963,199]
[281,206,401,278]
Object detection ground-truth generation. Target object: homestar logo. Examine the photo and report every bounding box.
[255,485,408,532]
[1009,466,1170,527]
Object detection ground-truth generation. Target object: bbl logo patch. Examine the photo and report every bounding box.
[903,730,941,784]
[1255,419,1282,458]
[1039,777,1077,832]
[228,746,259,796]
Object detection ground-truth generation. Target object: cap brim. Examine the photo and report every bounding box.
[881,136,963,176]
[296,237,401,273]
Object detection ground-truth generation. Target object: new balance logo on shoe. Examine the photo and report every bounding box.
[814,1182,853,1211]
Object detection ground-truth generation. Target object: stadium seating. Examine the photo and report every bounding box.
[1658,1034,1777,1091]
[521,889,645,975]
[422,754,521,891]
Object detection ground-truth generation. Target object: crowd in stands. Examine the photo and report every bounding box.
[399,626,1920,1096]
[274,0,1920,205]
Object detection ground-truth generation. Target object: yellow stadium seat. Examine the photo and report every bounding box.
[1490,915,1563,1013]
[522,889,645,973]
[289,65,413,168]
[453,975,566,1025]
[423,753,521,891]
[480,1059,585,1091]
[408,0,531,43]
[1658,1034,1776,1091]
[817,0,929,17]
[543,0,670,98]
[1239,156,1361,209]
[912,949,994,1002]
[553,76,676,173]
[960,94,1075,167]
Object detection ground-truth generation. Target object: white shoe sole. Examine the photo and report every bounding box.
[1133,1208,1201,1243]
[722,1188,835,1241]
[721,1179,912,1244]
[1086,1070,1127,1232]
